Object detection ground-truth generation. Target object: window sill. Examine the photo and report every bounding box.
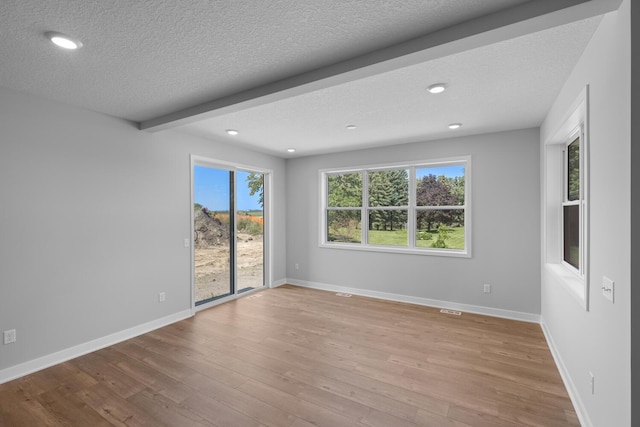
[320,242,471,258]
[545,263,587,310]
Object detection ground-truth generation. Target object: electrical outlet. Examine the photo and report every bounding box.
[159,292,166,302]
[589,371,595,394]
[4,329,16,344]
[295,263,299,270]
[184,238,190,248]
[483,284,491,293]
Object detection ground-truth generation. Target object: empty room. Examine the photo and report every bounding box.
[0,1,637,426]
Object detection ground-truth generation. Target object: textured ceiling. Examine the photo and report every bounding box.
[180,16,601,156]
[0,0,618,157]
[0,0,530,122]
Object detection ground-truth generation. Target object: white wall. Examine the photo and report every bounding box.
[286,128,541,316]
[0,87,287,374]
[540,1,631,426]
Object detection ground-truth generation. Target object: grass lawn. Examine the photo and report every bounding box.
[239,210,263,217]
[368,227,465,249]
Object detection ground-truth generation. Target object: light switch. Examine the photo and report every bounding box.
[602,276,614,303]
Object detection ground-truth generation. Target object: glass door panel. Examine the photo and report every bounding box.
[193,166,233,304]
[236,171,264,293]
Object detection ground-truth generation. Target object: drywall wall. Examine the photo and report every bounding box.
[286,128,541,316]
[0,87,286,374]
[540,1,631,426]
[632,0,640,423]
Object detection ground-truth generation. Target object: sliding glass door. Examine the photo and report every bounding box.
[192,161,266,306]
[235,170,264,294]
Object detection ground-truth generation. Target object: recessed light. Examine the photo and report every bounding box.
[346,125,357,130]
[427,83,447,94]
[226,129,239,136]
[46,31,82,50]
[287,148,296,153]
[448,123,462,130]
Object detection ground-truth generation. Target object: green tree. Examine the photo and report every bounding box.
[568,138,580,200]
[368,169,408,231]
[368,171,392,230]
[328,173,362,207]
[246,173,264,208]
[387,169,408,230]
[431,224,450,248]
[416,174,457,231]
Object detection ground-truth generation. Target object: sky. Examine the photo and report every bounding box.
[194,166,262,211]
[416,164,465,179]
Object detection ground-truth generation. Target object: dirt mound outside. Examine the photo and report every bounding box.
[194,207,230,248]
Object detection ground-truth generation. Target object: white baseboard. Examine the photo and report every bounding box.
[270,278,287,288]
[286,279,541,323]
[0,309,193,385]
[540,320,591,427]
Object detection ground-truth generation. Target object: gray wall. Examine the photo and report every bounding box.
[286,128,541,315]
[540,1,631,425]
[0,87,287,372]
[632,0,640,422]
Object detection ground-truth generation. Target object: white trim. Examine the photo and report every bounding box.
[286,279,540,323]
[316,242,471,258]
[540,320,592,427]
[0,309,193,385]
[271,278,287,288]
[318,156,472,175]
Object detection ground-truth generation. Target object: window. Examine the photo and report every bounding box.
[543,86,589,309]
[563,136,582,270]
[321,158,470,257]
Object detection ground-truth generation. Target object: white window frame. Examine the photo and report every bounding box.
[561,130,586,276]
[320,156,471,258]
[543,86,590,309]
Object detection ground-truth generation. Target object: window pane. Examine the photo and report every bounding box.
[416,209,465,249]
[568,137,580,201]
[328,173,362,207]
[368,169,408,207]
[563,205,580,269]
[368,210,408,246]
[416,165,465,206]
[327,210,361,243]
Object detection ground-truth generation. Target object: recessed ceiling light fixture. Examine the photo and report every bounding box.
[46,31,83,50]
[226,129,239,136]
[448,123,462,130]
[287,148,296,153]
[346,125,357,130]
[427,83,447,94]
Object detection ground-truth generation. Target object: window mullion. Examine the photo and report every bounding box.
[362,170,368,245]
[408,166,416,248]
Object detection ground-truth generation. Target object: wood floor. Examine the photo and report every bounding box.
[0,285,579,427]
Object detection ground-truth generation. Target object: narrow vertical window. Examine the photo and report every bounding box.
[563,136,581,270]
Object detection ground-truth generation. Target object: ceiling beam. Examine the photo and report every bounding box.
[140,0,621,132]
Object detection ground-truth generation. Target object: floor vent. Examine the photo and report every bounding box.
[440,309,462,316]
[336,293,352,298]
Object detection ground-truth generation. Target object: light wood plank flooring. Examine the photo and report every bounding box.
[0,285,579,426]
